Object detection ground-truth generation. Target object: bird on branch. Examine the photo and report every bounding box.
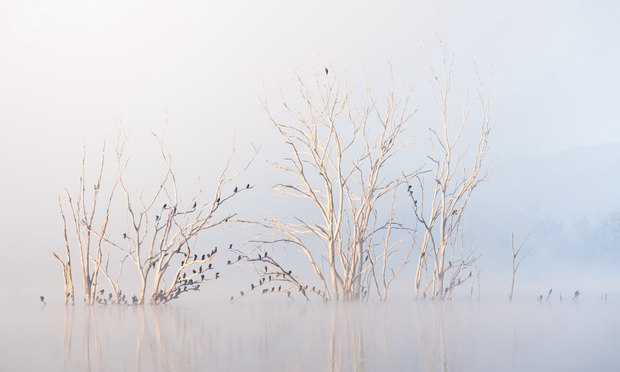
[324,67,328,75]
[40,296,46,305]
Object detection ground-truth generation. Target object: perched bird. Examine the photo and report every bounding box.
[324,67,328,75]
[251,284,255,290]
[231,296,234,302]
[452,209,458,216]
[258,253,261,260]
[234,186,238,193]
[238,255,242,261]
[216,272,220,279]
[123,233,127,239]
[288,270,292,276]
[573,290,580,300]
[208,263,212,269]
[40,296,46,305]
[181,260,184,266]
[229,244,233,249]
[100,289,105,295]
[193,270,196,274]
[156,215,160,221]
[265,266,268,272]
[240,291,244,297]
[199,266,203,273]
[216,197,221,204]
[202,254,205,260]
[227,260,232,265]
[278,286,281,291]
[163,204,167,209]
[264,252,268,257]
[194,254,198,261]
[537,295,543,301]
[546,289,553,301]
[193,201,197,208]
[183,273,186,279]
[246,184,250,189]
[201,275,205,281]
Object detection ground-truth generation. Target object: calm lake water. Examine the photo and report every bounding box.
[1,299,618,371]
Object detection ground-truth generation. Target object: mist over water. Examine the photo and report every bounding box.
[2,299,617,372]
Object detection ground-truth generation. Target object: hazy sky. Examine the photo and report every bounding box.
[1,0,619,303]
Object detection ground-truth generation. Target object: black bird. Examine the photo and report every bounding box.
[268,276,271,281]
[240,291,244,297]
[265,266,268,272]
[215,272,220,279]
[258,253,261,260]
[214,247,218,253]
[264,252,268,257]
[288,270,292,276]
[234,186,238,193]
[312,286,315,291]
[469,271,472,278]
[238,255,242,261]
[201,275,205,280]
[100,289,104,295]
[194,254,198,261]
[40,296,46,305]
[216,197,220,204]
[108,293,112,300]
[324,67,328,75]
[278,286,281,291]
[123,233,127,239]
[156,215,160,221]
[251,284,255,290]
[452,209,458,216]
[573,290,580,300]
[228,260,231,265]
[208,263,212,269]
[183,273,186,279]
[163,204,167,209]
[287,291,291,298]
[193,270,196,274]
[207,253,211,259]
[193,201,197,208]
[538,295,543,301]
[202,254,205,260]
[229,244,233,249]
[231,296,234,302]
[199,266,203,273]
[246,184,250,189]
[271,287,274,292]
[181,260,184,265]
[546,289,553,301]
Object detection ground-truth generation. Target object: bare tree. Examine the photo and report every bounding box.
[55,124,256,305]
[508,233,531,301]
[410,47,493,300]
[243,67,420,301]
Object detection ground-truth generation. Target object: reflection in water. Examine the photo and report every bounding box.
[13,300,618,371]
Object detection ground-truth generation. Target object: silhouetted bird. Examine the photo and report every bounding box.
[199,266,203,273]
[452,209,458,216]
[193,201,197,208]
[181,260,184,265]
[229,244,233,249]
[312,286,315,291]
[156,215,160,221]
[216,197,221,203]
[231,296,234,302]
[469,271,472,278]
[251,284,255,290]
[214,247,218,253]
[208,263,212,269]
[202,254,205,260]
[288,270,292,276]
[194,254,198,261]
[240,291,244,297]
[258,253,261,260]
[264,251,268,257]
[287,291,291,298]
[227,260,232,265]
[246,184,250,189]
[538,295,543,301]
[201,274,205,280]
[40,296,46,305]
[234,186,238,193]
[573,290,580,300]
[547,289,553,301]
[183,273,186,279]
[408,185,412,191]
[215,272,220,279]
[324,67,328,75]
[238,255,242,261]
[100,289,104,295]
[123,233,127,239]
[193,270,196,274]
[278,286,281,291]
[265,266,268,272]
[163,204,167,209]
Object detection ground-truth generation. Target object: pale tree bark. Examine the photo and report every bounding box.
[244,66,420,301]
[56,123,256,305]
[411,46,493,300]
[52,195,76,305]
[86,125,257,304]
[508,233,531,301]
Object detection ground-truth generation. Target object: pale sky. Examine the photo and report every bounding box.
[1,0,619,303]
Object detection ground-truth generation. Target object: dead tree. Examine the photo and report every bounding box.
[245,67,420,300]
[410,47,493,300]
[55,125,256,305]
[52,195,76,305]
[508,233,531,301]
